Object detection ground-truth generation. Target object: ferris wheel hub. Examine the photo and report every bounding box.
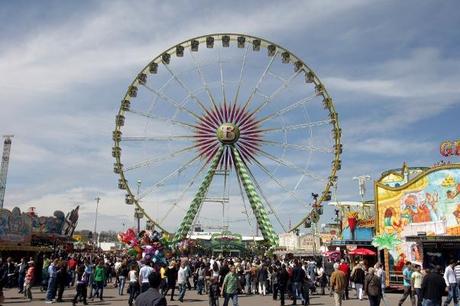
[216,123,240,144]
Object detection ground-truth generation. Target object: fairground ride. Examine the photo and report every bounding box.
[112,34,342,248]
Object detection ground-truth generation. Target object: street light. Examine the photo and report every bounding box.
[94,197,101,246]
[135,179,143,233]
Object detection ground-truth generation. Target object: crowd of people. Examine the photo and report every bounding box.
[1,252,460,306]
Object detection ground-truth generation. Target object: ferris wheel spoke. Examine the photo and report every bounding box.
[121,135,196,142]
[162,64,211,118]
[258,119,333,134]
[260,139,334,153]
[124,144,198,172]
[139,153,202,200]
[231,46,250,117]
[242,71,301,126]
[257,148,325,181]
[257,92,319,125]
[189,50,220,111]
[159,157,211,225]
[218,49,227,106]
[128,108,197,131]
[142,83,202,120]
[241,50,279,111]
[250,155,307,209]
[145,75,174,114]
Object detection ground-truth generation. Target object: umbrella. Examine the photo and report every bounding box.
[348,248,376,256]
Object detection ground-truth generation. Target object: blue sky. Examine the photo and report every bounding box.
[1,0,459,234]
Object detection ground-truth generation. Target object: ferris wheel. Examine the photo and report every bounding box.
[112,33,341,247]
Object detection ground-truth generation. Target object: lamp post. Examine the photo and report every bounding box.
[135,179,143,233]
[94,197,101,246]
[353,175,371,217]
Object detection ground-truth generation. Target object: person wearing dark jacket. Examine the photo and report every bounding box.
[135,271,167,306]
[352,263,366,301]
[364,268,382,306]
[257,264,269,296]
[292,260,306,305]
[56,262,68,303]
[278,265,289,306]
[164,262,177,301]
[421,266,446,306]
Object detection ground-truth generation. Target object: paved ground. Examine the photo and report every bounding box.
[2,286,411,306]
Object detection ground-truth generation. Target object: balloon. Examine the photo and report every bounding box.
[127,248,138,257]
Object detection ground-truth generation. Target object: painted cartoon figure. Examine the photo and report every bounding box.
[425,192,439,221]
[453,204,460,224]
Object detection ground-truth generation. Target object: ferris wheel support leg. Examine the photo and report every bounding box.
[231,146,278,248]
[172,147,224,244]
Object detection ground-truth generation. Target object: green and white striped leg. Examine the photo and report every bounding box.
[172,147,224,244]
[231,146,278,247]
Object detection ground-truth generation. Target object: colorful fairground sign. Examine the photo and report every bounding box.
[440,140,460,157]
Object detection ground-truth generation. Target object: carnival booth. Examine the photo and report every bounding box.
[327,201,377,266]
[374,162,460,286]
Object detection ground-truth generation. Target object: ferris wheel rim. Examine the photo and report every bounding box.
[112,33,342,236]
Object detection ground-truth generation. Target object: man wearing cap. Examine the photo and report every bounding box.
[135,271,167,306]
[330,263,347,306]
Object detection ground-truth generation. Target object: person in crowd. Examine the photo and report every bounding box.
[159,264,168,296]
[330,262,347,306]
[17,257,27,294]
[454,261,460,290]
[317,265,328,295]
[0,258,7,305]
[257,263,268,296]
[46,259,58,303]
[292,259,306,305]
[221,265,241,306]
[118,262,128,295]
[196,262,206,295]
[338,259,350,300]
[277,264,289,306]
[139,261,154,293]
[56,260,68,302]
[411,264,423,306]
[243,262,251,295]
[6,258,15,289]
[177,261,189,303]
[72,264,88,306]
[351,261,365,301]
[271,265,279,300]
[93,260,107,301]
[364,267,382,306]
[68,256,77,287]
[250,263,258,295]
[84,260,94,299]
[219,261,230,289]
[209,276,220,306]
[398,261,415,306]
[128,264,140,306]
[135,271,167,306]
[164,261,177,301]
[421,266,446,306]
[23,260,35,301]
[374,263,386,298]
[443,260,459,306]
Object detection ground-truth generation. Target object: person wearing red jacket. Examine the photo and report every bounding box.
[338,259,350,300]
[24,261,36,301]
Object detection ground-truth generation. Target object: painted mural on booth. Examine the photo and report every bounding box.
[378,168,460,237]
[376,166,460,270]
